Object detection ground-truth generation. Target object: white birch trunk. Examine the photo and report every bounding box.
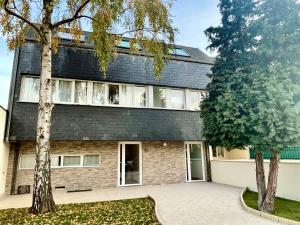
[30,1,56,213]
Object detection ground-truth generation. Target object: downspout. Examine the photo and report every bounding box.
[10,143,20,195]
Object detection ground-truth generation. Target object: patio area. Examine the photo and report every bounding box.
[0,182,281,225]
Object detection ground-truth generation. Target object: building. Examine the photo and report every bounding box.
[4,31,223,194]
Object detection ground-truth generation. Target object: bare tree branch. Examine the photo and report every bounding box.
[3,0,43,39]
[51,0,91,29]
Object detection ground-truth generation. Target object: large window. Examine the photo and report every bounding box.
[74,81,87,104]
[20,76,207,111]
[108,84,119,105]
[169,89,184,109]
[19,154,100,169]
[123,85,146,107]
[92,82,106,105]
[20,77,40,102]
[153,87,166,108]
[153,87,184,109]
[57,80,72,103]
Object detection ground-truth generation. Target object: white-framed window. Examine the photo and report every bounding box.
[19,154,35,169]
[74,81,87,104]
[122,85,147,107]
[108,84,120,105]
[19,76,40,102]
[19,75,208,111]
[92,82,106,105]
[168,89,185,109]
[153,86,167,108]
[19,154,100,169]
[153,86,185,109]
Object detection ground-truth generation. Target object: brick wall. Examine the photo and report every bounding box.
[5,141,186,193]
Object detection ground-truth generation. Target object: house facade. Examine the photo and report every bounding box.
[4,32,215,194]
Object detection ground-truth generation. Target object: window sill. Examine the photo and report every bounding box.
[18,101,200,112]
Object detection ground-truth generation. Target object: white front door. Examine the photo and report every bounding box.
[118,142,142,186]
[185,142,206,182]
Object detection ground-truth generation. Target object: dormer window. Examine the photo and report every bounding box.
[57,32,85,42]
[169,48,190,57]
[116,40,142,50]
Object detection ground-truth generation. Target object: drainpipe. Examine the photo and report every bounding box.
[10,143,20,195]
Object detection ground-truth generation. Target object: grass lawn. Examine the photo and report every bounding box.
[243,190,300,222]
[0,197,160,225]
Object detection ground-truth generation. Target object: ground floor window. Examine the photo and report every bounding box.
[19,154,100,169]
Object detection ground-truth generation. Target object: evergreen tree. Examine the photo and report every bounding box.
[202,0,300,213]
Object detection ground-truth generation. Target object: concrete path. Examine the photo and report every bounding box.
[0,183,281,225]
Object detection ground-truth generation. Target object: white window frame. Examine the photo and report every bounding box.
[19,75,208,112]
[19,153,100,169]
[185,141,206,182]
[118,141,143,187]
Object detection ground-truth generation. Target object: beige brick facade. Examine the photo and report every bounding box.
[5,141,187,193]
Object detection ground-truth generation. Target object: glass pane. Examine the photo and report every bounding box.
[190,91,200,110]
[20,154,35,169]
[75,81,87,104]
[189,144,203,181]
[153,87,166,108]
[83,155,99,166]
[51,155,61,167]
[52,80,57,102]
[20,77,40,102]
[93,82,105,105]
[58,80,72,102]
[63,156,81,166]
[125,144,140,185]
[134,86,146,107]
[123,85,134,106]
[108,84,119,105]
[169,48,190,57]
[169,89,184,109]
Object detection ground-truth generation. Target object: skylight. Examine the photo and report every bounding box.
[116,40,142,50]
[57,32,85,42]
[169,48,190,57]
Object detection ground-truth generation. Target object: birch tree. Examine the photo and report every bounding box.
[0,0,176,214]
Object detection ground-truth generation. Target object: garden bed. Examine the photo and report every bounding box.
[0,197,160,225]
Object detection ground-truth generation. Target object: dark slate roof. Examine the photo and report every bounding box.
[19,41,212,90]
[25,30,214,65]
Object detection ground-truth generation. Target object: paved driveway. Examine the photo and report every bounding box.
[0,183,280,225]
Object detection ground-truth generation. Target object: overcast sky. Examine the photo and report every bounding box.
[0,0,221,109]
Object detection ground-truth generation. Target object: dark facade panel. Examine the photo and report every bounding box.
[9,103,204,141]
[18,42,211,89]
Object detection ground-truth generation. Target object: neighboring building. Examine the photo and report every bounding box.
[0,106,9,196]
[4,32,215,194]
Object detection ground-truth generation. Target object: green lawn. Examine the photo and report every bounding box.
[243,190,300,222]
[0,197,160,225]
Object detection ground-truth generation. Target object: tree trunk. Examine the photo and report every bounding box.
[255,151,266,210]
[30,0,56,214]
[261,153,280,214]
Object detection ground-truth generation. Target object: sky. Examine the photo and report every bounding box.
[0,0,221,109]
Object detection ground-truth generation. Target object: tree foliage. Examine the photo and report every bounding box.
[0,0,176,77]
[201,0,300,153]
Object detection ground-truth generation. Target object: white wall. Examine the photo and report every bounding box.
[0,107,9,196]
[211,160,300,201]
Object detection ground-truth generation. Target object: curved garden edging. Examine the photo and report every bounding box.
[148,195,164,225]
[240,188,300,225]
